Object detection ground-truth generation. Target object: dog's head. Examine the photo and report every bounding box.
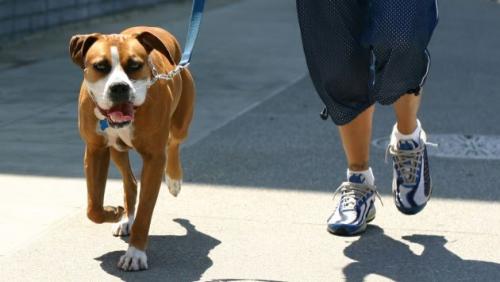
[69,32,175,127]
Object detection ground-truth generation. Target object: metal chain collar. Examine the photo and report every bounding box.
[147,55,188,88]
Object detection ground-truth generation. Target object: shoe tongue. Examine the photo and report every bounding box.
[348,173,366,184]
[398,139,419,151]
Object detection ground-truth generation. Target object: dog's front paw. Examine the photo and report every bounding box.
[167,177,182,197]
[117,246,148,271]
[112,215,134,236]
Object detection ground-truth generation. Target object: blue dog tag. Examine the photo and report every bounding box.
[99,119,109,131]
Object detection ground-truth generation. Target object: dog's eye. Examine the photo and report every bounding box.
[126,61,143,72]
[93,62,111,73]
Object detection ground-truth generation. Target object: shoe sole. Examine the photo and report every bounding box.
[327,208,376,236]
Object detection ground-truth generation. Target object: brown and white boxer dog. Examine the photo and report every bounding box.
[69,26,195,271]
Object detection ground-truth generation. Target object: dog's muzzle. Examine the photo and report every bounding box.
[98,83,136,128]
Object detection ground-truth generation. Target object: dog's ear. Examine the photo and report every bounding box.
[69,33,101,68]
[135,31,176,65]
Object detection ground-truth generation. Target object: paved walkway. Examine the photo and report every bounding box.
[1,0,499,281]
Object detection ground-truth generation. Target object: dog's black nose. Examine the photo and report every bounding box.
[109,83,131,103]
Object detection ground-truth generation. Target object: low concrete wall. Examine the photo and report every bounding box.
[0,0,172,41]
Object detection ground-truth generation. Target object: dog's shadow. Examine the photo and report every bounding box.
[95,218,221,282]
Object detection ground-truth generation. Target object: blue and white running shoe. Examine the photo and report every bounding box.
[388,126,432,215]
[327,175,381,236]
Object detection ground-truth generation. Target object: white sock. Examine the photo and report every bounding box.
[347,167,375,186]
[391,119,422,145]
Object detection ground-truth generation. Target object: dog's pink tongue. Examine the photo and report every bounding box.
[108,103,134,123]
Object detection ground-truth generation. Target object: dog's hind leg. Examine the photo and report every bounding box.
[85,145,124,224]
[166,140,182,197]
[166,69,195,197]
[110,148,138,236]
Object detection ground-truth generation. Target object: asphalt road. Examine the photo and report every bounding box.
[0,0,499,281]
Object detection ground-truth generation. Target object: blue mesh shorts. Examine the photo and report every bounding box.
[297,0,439,125]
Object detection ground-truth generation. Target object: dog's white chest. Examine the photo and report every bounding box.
[105,125,134,151]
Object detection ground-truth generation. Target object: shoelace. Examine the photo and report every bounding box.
[386,140,437,186]
[333,182,383,210]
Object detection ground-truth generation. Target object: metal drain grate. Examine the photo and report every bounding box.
[372,134,500,160]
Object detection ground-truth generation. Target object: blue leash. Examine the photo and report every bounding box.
[179,0,206,67]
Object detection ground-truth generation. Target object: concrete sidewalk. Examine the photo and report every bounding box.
[1,0,500,281]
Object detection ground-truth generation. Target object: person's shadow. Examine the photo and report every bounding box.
[343,226,500,282]
[95,218,221,282]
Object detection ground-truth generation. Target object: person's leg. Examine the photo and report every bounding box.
[393,93,421,134]
[328,106,378,236]
[297,0,379,236]
[389,90,432,215]
[389,91,431,215]
[366,0,438,215]
[339,105,375,172]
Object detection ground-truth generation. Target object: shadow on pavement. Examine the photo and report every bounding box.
[343,226,500,282]
[1,76,500,203]
[95,218,220,282]
[182,77,500,202]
